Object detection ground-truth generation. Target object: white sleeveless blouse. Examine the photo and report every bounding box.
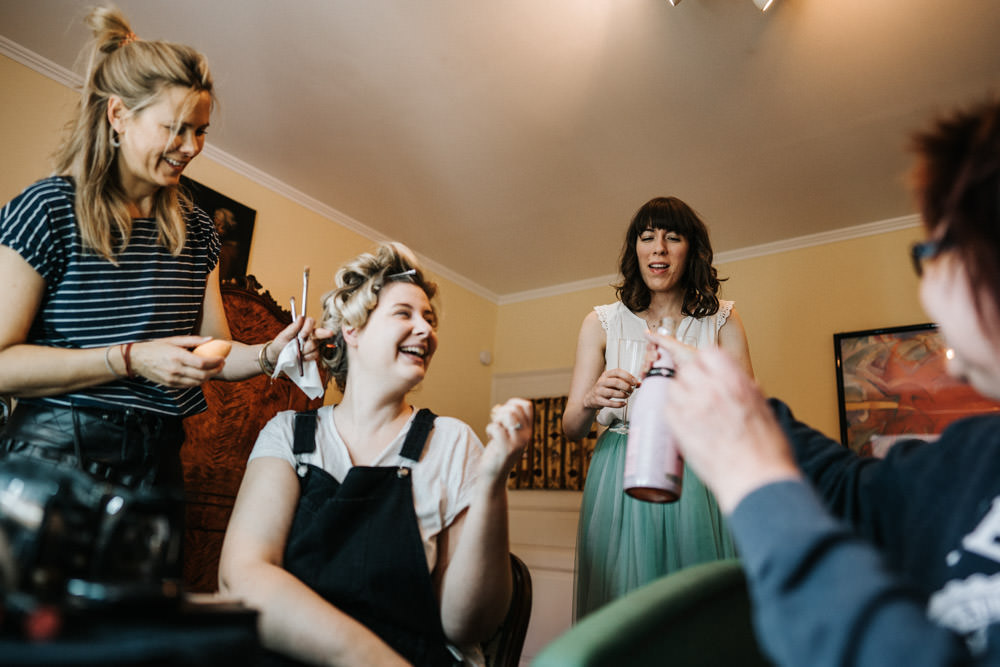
[593,299,734,427]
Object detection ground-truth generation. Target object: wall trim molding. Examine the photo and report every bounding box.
[197,146,500,302]
[509,489,582,512]
[497,213,922,304]
[715,213,921,263]
[0,38,500,303]
[2,38,921,307]
[0,35,77,88]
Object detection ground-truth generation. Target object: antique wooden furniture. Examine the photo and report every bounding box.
[180,276,326,593]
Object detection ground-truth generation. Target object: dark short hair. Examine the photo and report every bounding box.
[615,197,723,317]
[910,98,1000,318]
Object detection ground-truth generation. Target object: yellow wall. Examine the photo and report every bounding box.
[495,227,929,439]
[3,52,932,443]
[0,57,77,202]
[719,229,927,436]
[495,285,616,374]
[1,54,498,436]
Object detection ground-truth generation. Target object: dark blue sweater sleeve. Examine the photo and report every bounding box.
[767,398,925,551]
[730,481,991,666]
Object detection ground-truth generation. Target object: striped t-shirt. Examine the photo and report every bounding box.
[0,176,221,416]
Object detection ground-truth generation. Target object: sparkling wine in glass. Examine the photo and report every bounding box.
[609,337,646,434]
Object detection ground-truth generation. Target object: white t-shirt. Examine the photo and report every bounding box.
[249,405,483,570]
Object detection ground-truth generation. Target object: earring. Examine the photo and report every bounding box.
[110,131,121,148]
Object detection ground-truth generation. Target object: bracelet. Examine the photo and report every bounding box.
[104,345,125,379]
[122,342,135,379]
[258,340,276,375]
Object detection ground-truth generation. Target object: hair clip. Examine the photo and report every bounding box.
[387,268,416,280]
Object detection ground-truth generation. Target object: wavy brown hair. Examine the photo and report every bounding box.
[615,196,723,317]
[910,98,1000,321]
[53,6,214,262]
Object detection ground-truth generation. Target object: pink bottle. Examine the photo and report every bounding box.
[623,317,683,503]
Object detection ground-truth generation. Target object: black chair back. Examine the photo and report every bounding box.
[484,553,533,667]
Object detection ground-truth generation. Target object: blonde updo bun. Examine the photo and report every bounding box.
[55,6,215,263]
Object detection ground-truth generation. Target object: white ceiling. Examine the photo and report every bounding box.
[2,0,1000,299]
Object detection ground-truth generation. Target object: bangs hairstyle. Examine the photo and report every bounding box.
[910,98,1000,320]
[54,6,215,263]
[615,196,723,317]
[320,242,438,391]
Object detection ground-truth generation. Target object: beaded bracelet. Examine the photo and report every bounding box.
[258,340,276,375]
[105,345,125,379]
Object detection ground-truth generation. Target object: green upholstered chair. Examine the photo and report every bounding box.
[531,558,772,667]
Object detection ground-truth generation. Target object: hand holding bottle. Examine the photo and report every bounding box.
[623,318,683,503]
[643,330,800,513]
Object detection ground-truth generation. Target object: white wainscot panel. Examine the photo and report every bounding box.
[508,489,581,666]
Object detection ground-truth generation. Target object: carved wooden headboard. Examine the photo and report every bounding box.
[180,275,326,592]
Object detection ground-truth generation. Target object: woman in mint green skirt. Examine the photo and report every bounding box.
[563,197,754,620]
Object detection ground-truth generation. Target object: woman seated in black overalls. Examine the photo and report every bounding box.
[219,242,532,666]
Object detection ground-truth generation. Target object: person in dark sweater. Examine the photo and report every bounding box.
[649,97,1000,666]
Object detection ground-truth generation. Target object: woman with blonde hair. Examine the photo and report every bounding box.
[0,6,318,490]
[220,242,532,666]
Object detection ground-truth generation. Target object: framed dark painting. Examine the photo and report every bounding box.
[834,323,1000,456]
[506,396,598,491]
[181,176,256,284]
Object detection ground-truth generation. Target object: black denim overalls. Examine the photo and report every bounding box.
[281,408,458,666]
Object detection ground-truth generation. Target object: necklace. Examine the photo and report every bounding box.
[644,311,671,331]
[645,312,682,333]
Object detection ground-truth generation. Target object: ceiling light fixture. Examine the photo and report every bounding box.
[667,0,682,5]
[752,0,776,10]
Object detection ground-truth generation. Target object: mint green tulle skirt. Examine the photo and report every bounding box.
[574,426,738,620]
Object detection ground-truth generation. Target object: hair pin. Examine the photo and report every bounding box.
[387,268,416,279]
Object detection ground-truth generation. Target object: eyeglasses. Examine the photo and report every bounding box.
[910,237,950,277]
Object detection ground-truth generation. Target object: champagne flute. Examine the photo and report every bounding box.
[608,338,646,434]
